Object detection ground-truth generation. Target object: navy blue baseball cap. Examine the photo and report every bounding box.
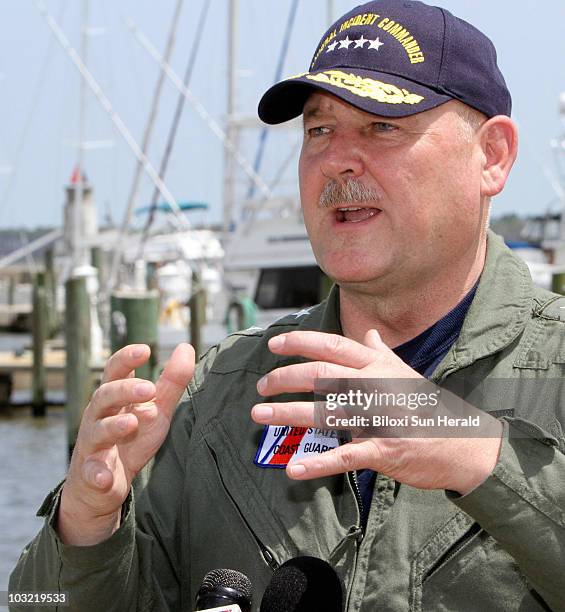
[258,0,511,124]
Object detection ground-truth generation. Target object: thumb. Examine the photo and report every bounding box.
[363,328,382,350]
[155,343,195,419]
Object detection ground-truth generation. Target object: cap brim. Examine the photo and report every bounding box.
[258,68,453,124]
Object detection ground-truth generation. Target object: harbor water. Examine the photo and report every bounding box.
[0,407,66,592]
[0,332,62,591]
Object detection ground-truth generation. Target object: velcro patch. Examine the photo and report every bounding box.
[254,425,339,468]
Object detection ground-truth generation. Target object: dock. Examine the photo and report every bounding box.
[0,345,107,405]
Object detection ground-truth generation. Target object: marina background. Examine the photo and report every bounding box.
[1,0,564,595]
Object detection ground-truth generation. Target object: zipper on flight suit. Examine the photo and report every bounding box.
[348,471,365,538]
[341,470,366,611]
[422,523,482,583]
[340,431,365,536]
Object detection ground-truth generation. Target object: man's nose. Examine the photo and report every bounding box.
[319,134,364,180]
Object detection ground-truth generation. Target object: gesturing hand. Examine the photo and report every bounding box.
[59,343,194,545]
[251,330,502,495]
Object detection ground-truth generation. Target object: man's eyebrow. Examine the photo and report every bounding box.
[302,106,324,122]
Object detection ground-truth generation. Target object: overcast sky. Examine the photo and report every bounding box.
[0,0,563,230]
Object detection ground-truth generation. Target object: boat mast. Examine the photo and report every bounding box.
[223,0,240,236]
[327,0,335,26]
[71,0,89,271]
[557,93,565,243]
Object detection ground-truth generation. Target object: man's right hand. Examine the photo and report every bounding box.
[57,342,195,546]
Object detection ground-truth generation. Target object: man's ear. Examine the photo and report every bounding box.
[479,116,518,197]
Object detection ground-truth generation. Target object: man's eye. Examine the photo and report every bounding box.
[373,122,397,132]
[307,126,330,137]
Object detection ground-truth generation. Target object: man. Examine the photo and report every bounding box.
[10,1,565,610]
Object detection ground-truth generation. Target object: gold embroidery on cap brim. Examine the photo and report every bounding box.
[303,70,425,105]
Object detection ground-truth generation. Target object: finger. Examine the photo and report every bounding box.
[155,343,195,420]
[268,331,378,368]
[251,402,315,427]
[286,440,378,479]
[81,458,116,491]
[88,378,156,419]
[257,361,360,396]
[89,413,140,451]
[102,344,151,383]
[363,328,382,349]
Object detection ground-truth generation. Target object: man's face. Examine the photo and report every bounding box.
[298,92,485,291]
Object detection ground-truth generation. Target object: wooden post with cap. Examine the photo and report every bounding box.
[189,270,207,359]
[65,274,92,460]
[110,289,160,382]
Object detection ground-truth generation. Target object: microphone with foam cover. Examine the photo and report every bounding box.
[194,568,252,612]
[260,556,343,612]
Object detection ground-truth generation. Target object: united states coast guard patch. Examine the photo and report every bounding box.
[254,425,340,468]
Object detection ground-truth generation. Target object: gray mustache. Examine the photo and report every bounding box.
[319,179,381,208]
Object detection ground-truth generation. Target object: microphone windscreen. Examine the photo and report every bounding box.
[200,569,252,600]
[195,568,252,612]
[260,556,342,612]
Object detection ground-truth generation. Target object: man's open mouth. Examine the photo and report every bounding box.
[336,206,381,223]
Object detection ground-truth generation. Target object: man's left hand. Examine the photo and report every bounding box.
[251,330,503,495]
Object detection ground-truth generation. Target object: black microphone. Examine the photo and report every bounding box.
[194,568,253,612]
[260,556,343,612]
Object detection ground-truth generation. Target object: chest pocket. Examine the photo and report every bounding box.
[418,531,551,612]
[200,418,298,568]
[406,497,549,611]
[510,295,565,449]
[514,295,565,370]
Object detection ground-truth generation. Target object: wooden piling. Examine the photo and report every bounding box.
[7,274,16,306]
[110,290,159,382]
[65,276,92,460]
[146,262,158,290]
[91,246,104,288]
[189,271,206,359]
[552,273,565,295]
[0,373,12,407]
[32,272,47,417]
[44,247,58,337]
